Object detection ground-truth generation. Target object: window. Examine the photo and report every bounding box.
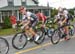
[22,0,26,2]
[13,0,22,6]
[21,0,26,6]
[7,0,13,6]
[1,11,12,22]
[7,0,12,2]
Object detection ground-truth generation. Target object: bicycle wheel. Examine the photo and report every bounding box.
[34,30,45,45]
[12,32,27,50]
[69,25,75,36]
[48,28,54,38]
[51,29,60,44]
[0,37,9,54]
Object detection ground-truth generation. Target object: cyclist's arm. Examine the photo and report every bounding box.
[54,18,57,23]
[62,18,67,24]
[54,15,59,23]
[62,14,68,24]
[19,20,25,25]
[54,17,59,23]
[19,15,26,25]
[24,16,30,26]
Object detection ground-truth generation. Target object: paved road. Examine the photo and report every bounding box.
[0,35,75,54]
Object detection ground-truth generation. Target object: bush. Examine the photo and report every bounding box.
[4,16,12,28]
[51,8,58,17]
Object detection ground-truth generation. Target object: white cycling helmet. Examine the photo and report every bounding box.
[58,7,63,12]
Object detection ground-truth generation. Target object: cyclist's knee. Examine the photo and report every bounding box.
[25,26,29,30]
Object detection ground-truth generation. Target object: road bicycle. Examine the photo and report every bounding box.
[51,23,75,44]
[12,23,45,50]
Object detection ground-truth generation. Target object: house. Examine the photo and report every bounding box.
[0,0,51,23]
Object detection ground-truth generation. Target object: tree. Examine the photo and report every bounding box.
[51,8,58,17]
[4,16,12,28]
[69,9,74,15]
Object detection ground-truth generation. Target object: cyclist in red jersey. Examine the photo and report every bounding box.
[35,10,47,28]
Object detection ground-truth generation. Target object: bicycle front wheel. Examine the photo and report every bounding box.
[51,29,60,44]
[0,37,9,54]
[12,32,27,50]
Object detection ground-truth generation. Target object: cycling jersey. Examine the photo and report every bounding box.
[57,12,68,21]
[36,13,46,23]
[23,12,37,20]
[56,10,70,26]
[22,11,38,28]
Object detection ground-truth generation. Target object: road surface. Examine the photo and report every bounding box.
[0,35,75,54]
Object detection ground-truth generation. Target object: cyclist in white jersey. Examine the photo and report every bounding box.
[19,6,40,41]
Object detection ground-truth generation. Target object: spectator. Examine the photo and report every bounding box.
[10,13,17,30]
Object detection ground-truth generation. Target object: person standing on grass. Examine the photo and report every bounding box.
[10,13,17,31]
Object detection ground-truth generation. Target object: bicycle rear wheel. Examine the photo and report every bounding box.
[0,37,9,54]
[34,30,45,45]
[69,25,75,36]
[12,32,27,50]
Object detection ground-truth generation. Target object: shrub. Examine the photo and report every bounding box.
[4,16,12,28]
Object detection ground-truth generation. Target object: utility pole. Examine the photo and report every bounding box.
[47,2,51,18]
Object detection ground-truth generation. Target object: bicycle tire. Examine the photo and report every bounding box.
[69,25,75,36]
[34,30,45,45]
[51,29,60,44]
[12,32,28,50]
[0,37,9,54]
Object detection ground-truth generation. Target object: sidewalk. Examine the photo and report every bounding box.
[0,34,14,38]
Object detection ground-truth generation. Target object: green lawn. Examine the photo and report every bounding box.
[0,28,20,36]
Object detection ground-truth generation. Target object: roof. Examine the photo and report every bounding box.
[0,6,51,11]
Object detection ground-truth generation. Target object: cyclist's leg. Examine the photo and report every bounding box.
[41,20,46,28]
[24,25,34,40]
[28,21,40,41]
[28,27,36,38]
[28,20,37,36]
[64,26,70,40]
[25,26,32,36]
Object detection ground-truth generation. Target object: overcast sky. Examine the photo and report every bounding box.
[0,0,75,9]
[38,0,75,9]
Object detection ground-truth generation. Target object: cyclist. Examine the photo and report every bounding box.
[35,10,47,28]
[54,7,70,40]
[19,6,40,41]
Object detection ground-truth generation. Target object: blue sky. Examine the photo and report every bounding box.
[38,0,75,9]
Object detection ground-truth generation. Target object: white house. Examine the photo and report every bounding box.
[0,0,51,23]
